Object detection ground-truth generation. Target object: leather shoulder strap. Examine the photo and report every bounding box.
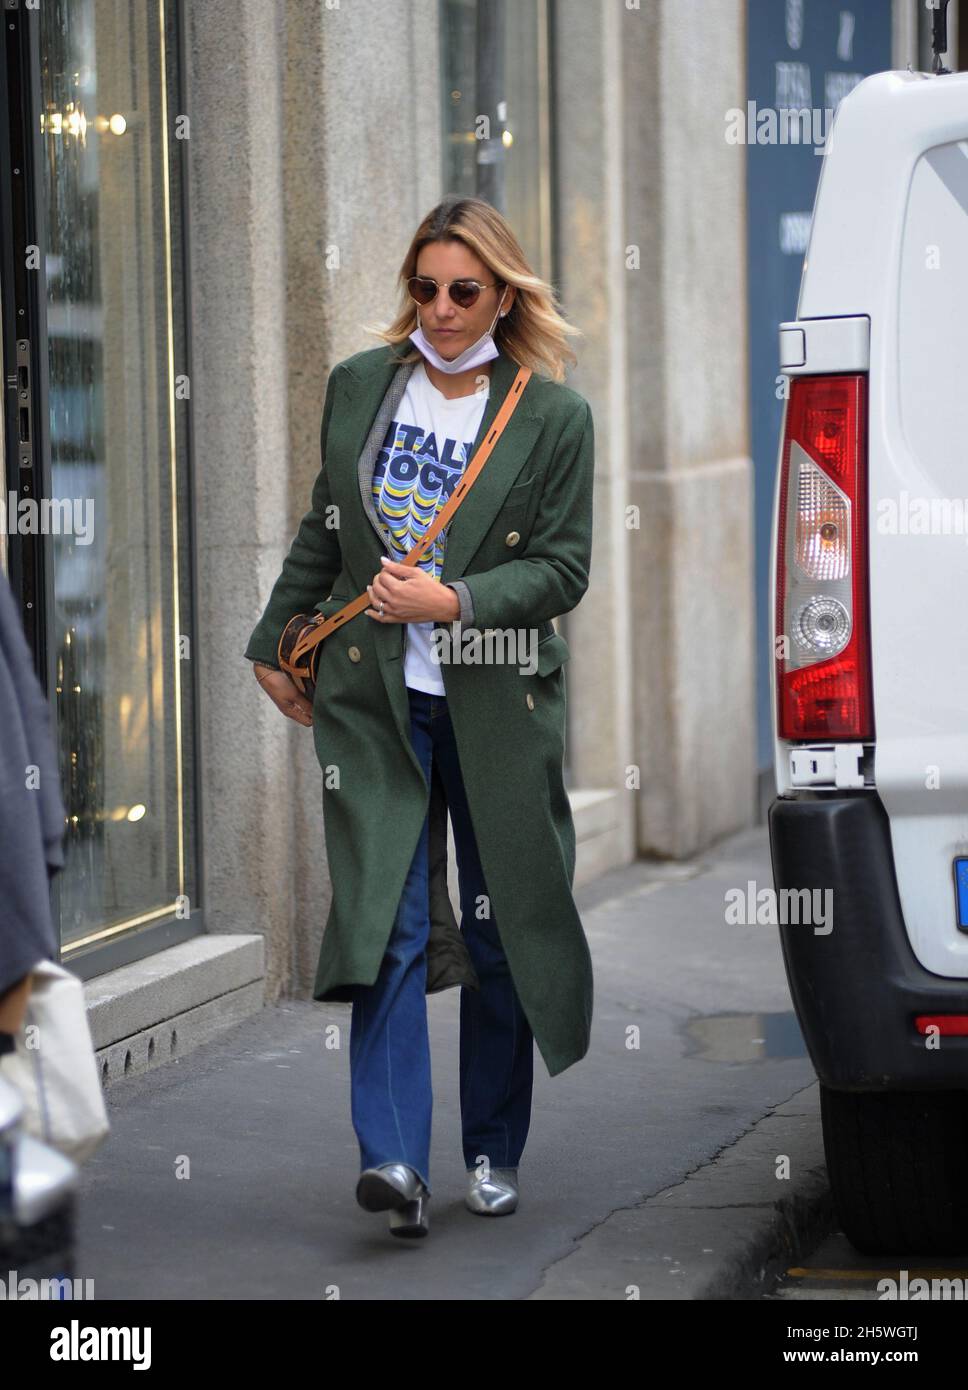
[290,363,533,665]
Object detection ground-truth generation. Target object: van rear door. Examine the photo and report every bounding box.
[780,70,968,979]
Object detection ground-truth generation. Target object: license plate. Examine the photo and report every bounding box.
[953,858,968,932]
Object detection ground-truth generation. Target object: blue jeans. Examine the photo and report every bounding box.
[349,687,534,1195]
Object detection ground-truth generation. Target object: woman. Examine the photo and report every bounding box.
[245,194,595,1239]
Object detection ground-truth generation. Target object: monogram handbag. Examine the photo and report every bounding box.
[276,364,532,702]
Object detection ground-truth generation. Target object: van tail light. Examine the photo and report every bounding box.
[914,1016,968,1037]
[775,374,873,740]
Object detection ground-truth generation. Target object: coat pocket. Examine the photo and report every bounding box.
[498,473,539,516]
[535,630,571,677]
[314,592,352,614]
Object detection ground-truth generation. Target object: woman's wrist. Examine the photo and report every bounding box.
[0,975,33,1034]
[252,662,277,687]
[440,584,462,622]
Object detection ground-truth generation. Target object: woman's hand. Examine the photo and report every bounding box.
[252,663,314,727]
[0,974,33,1035]
[366,557,461,624]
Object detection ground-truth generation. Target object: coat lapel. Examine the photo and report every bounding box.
[332,344,545,774]
[328,348,404,584]
[435,349,544,582]
[346,344,544,586]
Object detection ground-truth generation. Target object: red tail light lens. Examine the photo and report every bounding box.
[775,374,873,740]
[914,1016,968,1037]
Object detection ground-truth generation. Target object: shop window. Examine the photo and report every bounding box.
[440,0,555,283]
[37,0,199,963]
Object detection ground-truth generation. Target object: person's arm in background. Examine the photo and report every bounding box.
[0,575,65,1051]
[0,977,32,1045]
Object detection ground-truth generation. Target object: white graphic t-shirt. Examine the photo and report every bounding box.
[372,361,489,693]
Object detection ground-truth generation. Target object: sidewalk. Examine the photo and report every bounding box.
[73,824,832,1299]
[529,1081,831,1299]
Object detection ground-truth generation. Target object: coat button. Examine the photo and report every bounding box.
[526,692,534,710]
[348,646,361,663]
[505,530,520,547]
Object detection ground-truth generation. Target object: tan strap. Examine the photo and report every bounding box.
[290,363,532,667]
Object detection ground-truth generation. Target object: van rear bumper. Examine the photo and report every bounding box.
[768,792,968,1091]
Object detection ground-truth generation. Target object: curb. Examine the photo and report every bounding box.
[528,1081,836,1300]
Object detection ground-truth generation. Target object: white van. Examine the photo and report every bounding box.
[769,65,968,1255]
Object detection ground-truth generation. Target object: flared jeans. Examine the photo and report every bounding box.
[349,686,534,1194]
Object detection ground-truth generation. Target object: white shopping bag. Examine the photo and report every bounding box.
[0,958,110,1164]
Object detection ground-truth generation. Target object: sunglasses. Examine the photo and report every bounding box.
[406,275,502,310]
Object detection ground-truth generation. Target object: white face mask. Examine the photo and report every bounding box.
[409,288,509,374]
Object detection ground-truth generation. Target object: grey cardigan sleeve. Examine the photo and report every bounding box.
[444,579,476,626]
[0,576,65,996]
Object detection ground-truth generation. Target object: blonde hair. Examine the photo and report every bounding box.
[364,195,581,383]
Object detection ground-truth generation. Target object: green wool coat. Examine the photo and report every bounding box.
[244,341,595,1077]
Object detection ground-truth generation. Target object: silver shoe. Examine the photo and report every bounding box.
[356,1162,430,1238]
[465,1166,519,1216]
